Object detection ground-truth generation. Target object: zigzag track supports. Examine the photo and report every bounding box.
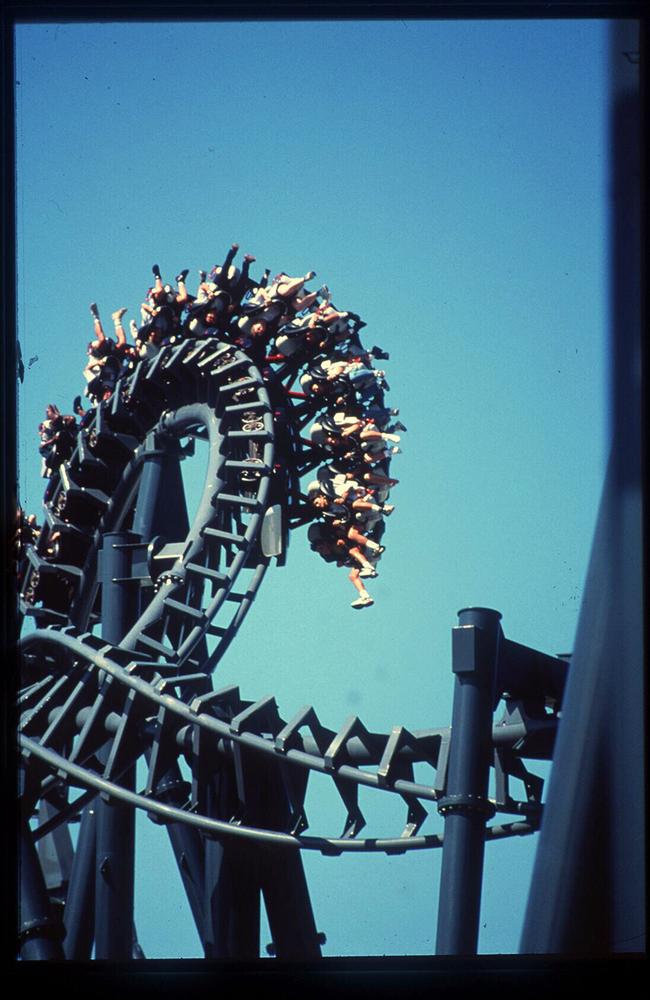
[19,631,544,853]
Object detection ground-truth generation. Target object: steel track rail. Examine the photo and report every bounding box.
[19,629,545,847]
[20,736,538,856]
[20,339,276,672]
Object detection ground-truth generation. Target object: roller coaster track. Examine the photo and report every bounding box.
[17,307,564,960]
[21,339,282,663]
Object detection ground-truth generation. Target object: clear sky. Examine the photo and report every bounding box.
[15,17,612,958]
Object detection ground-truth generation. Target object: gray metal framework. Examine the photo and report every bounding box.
[9,16,644,972]
[16,331,574,961]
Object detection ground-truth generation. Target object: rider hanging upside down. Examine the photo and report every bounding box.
[38,403,78,477]
[83,304,126,402]
[274,303,352,360]
[308,521,382,609]
[67,246,402,611]
[309,491,387,608]
[207,243,257,309]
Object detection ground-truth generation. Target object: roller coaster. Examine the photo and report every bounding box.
[10,21,645,968]
[16,258,575,962]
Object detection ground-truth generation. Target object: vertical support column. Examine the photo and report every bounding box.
[257,757,323,959]
[203,837,261,959]
[62,805,97,959]
[100,531,142,643]
[202,769,261,959]
[94,530,140,960]
[133,436,189,544]
[132,434,208,669]
[435,607,502,955]
[146,775,206,944]
[134,442,209,946]
[18,816,65,960]
[260,847,323,959]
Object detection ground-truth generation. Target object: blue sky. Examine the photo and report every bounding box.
[16,17,611,957]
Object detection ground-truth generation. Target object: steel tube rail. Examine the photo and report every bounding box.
[19,631,536,766]
[21,736,536,855]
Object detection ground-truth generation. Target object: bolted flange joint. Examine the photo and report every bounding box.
[437,793,496,820]
[154,571,185,592]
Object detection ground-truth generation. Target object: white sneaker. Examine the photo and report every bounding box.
[351,594,374,609]
[359,566,378,578]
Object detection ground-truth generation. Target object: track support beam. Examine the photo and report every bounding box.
[94,531,140,959]
[62,805,97,959]
[260,847,323,959]
[18,816,65,960]
[435,607,502,955]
